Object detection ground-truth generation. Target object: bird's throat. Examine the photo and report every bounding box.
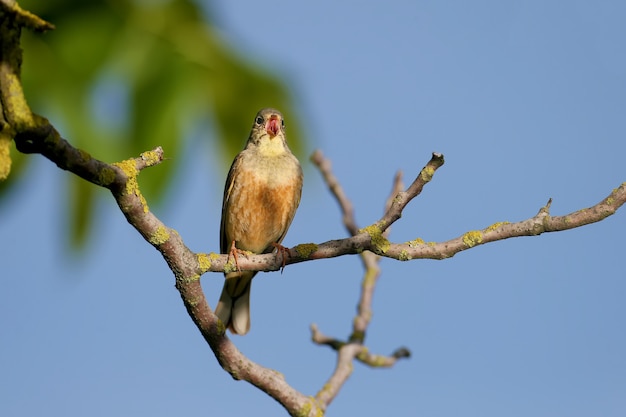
[256,135,287,157]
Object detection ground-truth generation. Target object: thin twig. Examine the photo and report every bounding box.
[310,150,359,236]
[311,151,405,343]
[310,151,412,410]
[351,170,405,342]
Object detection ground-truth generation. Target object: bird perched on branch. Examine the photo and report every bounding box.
[215,108,303,335]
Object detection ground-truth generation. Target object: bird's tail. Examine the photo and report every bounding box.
[215,271,254,335]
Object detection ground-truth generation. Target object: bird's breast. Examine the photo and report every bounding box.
[222,152,302,254]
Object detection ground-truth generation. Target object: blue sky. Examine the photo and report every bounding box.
[2,1,626,416]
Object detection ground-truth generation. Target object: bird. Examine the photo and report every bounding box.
[214,108,303,335]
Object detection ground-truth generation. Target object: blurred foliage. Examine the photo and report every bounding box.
[2,0,305,248]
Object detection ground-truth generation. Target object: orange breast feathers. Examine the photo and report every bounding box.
[221,175,302,255]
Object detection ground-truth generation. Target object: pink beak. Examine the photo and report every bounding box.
[266,115,280,138]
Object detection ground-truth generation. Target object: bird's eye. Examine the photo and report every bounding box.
[255,116,264,125]
[281,119,285,129]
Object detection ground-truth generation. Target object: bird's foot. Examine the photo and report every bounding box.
[228,240,249,272]
[272,243,290,273]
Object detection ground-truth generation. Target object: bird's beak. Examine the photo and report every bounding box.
[266,115,280,138]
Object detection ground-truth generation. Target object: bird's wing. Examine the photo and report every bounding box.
[220,151,246,254]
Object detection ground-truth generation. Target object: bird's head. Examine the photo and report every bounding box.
[246,108,290,156]
[252,108,284,140]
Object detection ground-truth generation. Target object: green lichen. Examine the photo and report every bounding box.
[140,195,149,212]
[140,149,161,166]
[182,274,200,285]
[223,261,238,274]
[407,238,425,247]
[3,68,34,129]
[317,384,332,395]
[361,353,390,367]
[216,317,226,334]
[362,267,377,288]
[97,166,116,186]
[356,347,370,361]
[112,159,138,194]
[294,243,318,258]
[149,225,170,245]
[462,231,483,248]
[77,148,91,162]
[360,224,390,254]
[112,159,149,212]
[297,397,324,417]
[197,253,212,272]
[399,250,411,261]
[0,134,11,180]
[485,221,510,233]
[349,329,366,344]
[176,274,200,291]
[420,166,435,182]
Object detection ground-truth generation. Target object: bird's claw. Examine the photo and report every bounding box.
[272,243,290,273]
[228,240,249,272]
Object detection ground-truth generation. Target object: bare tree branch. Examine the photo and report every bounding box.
[308,151,411,410]
[242,180,625,268]
[311,149,408,347]
[352,168,404,343]
[0,0,54,32]
[310,149,360,236]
